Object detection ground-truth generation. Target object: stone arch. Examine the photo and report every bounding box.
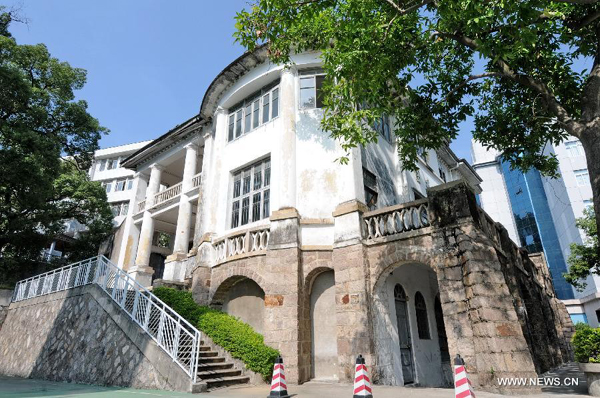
[300,266,335,383]
[209,268,268,307]
[371,252,435,296]
[371,260,446,387]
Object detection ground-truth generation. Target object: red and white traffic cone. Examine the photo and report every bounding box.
[268,356,290,398]
[353,354,373,398]
[454,354,476,398]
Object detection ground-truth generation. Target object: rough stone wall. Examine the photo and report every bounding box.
[0,289,11,332]
[0,285,178,391]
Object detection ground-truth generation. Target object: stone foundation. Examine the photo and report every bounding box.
[190,182,573,393]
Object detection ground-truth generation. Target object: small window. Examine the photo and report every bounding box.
[106,158,118,170]
[121,202,129,216]
[413,188,424,200]
[98,159,107,172]
[115,179,126,192]
[127,179,134,190]
[373,115,391,142]
[438,168,447,183]
[565,141,584,157]
[103,182,112,193]
[227,82,280,142]
[575,169,590,186]
[300,73,325,109]
[363,168,378,211]
[415,292,430,339]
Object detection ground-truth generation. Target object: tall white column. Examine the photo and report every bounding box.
[276,66,297,209]
[172,143,198,255]
[131,164,162,286]
[117,172,147,270]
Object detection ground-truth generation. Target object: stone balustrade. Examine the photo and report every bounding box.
[137,200,146,213]
[191,173,202,189]
[213,226,270,264]
[154,182,182,207]
[363,199,430,241]
[476,206,502,247]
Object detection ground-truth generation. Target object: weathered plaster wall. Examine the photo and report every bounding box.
[223,278,265,334]
[0,285,192,392]
[310,270,338,380]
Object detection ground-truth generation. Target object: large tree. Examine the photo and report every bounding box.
[235,0,600,238]
[0,9,113,284]
[564,207,599,290]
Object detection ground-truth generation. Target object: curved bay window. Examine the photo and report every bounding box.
[415,291,430,339]
[230,158,271,228]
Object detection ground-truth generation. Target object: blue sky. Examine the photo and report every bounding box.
[7,0,474,160]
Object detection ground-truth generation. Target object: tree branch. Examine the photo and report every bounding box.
[384,0,434,15]
[434,31,583,136]
[553,0,600,4]
[568,9,600,31]
[435,72,502,105]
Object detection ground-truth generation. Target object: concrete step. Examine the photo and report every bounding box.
[197,368,242,379]
[204,375,250,390]
[196,362,235,372]
[198,345,211,351]
[199,351,219,358]
[197,356,225,364]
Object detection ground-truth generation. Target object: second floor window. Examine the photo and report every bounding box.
[575,169,590,186]
[110,201,129,216]
[115,179,126,192]
[363,168,378,211]
[565,140,584,157]
[300,72,325,109]
[230,158,271,228]
[228,82,280,141]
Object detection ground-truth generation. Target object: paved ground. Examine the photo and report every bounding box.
[0,363,590,397]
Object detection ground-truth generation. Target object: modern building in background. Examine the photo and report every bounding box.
[471,138,599,325]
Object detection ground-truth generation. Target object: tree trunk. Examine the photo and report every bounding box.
[579,128,600,251]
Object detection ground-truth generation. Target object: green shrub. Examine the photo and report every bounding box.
[154,287,279,380]
[572,325,600,363]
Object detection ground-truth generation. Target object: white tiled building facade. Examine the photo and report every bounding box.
[471,139,600,325]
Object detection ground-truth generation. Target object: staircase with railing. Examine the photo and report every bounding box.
[11,256,250,391]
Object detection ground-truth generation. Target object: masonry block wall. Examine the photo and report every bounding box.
[0,285,183,391]
[190,182,573,393]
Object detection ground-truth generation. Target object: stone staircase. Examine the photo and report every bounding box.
[195,344,250,390]
[108,287,250,391]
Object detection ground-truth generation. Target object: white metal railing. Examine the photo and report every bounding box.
[11,256,202,383]
[191,173,202,189]
[363,199,430,241]
[154,183,182,206]
[214,226,270,263]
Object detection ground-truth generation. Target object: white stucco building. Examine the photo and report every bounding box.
[471,138,600,325]
[99,48,489,386]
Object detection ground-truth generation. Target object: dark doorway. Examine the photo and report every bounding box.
[149,252,165,281]
[394,284,415,384]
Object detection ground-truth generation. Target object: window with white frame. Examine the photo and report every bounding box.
[110,201,129,217]
[98,159,107,172]
[127,179,134,190]
[107,158,119,170]
[363,168,378,211]
[114,179,127,192]
[575,169,590,186]
[299,71,325,109]
[227,81,280,141]
[230,158,271,228]
[565,141,584,157]
[102,181,112,193]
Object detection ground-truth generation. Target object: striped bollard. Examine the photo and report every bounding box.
[454,354,476,398]
[353,354,373,398]
[268,356,290,398]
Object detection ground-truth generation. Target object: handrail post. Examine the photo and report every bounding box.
[132,291,140,323]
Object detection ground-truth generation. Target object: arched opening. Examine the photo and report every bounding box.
[372,262,447,387]
[222,278,265,334]
[310,270,338,381]
[394,284,414,384]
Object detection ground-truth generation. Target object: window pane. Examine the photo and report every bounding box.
[271,88,279,118]
[235,109,243,138]
[254,165,262,190]
[127,179,133,190]
[264,160,271,187]
[263,189,270,218]
[300,77,316,108]
[252,99,260,128]
[228,114,235,141]
[105,183,112,193]
[262,93,270,123]
[121,203,129,216]
[99,160,106,171]
[315,75,325,108]
[300,76,314,89]
[252,193,262,222]
[241,197,250,225]
[242,170,251,194]
[233,174,241,198]
[244,103,252,133]
[231,201,240,228]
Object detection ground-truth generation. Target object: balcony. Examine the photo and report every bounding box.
[136,172,202,214]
